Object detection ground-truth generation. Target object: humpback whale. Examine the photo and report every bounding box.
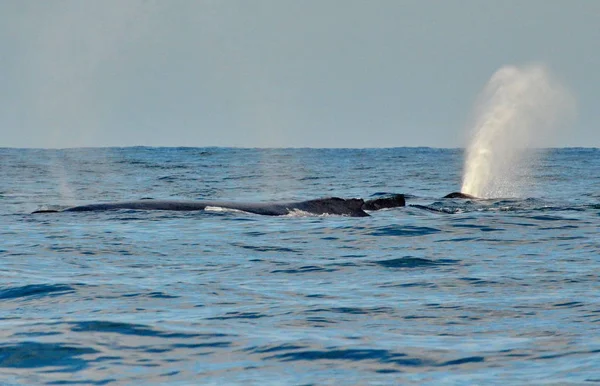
[32,194,406,217]
[32,192,476,217]
[443,192,477,199]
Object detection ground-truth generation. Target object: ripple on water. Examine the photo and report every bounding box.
[371,257,457,268]
[261,346,485,369]
[271,265,336,274]
[303,306,394,315]
[206,312,268,320]
[232,243,302,253]
[0,284,76,300]
[369,225,441,237]
[0,342,97,370]
[69,321,202,339]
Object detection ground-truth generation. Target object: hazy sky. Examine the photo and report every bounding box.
[1,0,598,148]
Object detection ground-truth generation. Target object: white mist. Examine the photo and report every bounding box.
[461,64,574,198]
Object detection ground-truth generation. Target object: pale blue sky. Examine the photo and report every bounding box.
[1,0,598,148]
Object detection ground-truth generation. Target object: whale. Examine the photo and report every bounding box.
[32,194,406,217]
[443,192,477,199]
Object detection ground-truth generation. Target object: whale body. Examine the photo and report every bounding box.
[33,194,406,217]
[443,192,477,199]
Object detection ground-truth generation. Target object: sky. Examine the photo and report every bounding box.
[1,0,599,148]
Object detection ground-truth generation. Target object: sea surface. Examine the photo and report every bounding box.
[1,147,599,385]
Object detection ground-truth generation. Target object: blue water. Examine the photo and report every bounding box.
[1,147,599,385]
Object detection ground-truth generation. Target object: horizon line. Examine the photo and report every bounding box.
[1,145,599,151]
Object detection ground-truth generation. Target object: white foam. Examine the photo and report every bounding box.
[284,209,338,217]
[204,206,246,213]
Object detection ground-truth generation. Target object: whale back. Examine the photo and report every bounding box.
[443,192,477,199]
[362,194,405,211]
[55,197,370,217]
[63,200,209,212]
[292,197,368,217]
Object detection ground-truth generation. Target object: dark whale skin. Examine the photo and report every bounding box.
[443,192,477,199]
[362,194,405,210]
[32,194,408,217]
[35,197,371,217]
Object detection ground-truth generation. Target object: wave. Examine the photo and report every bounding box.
[407,196,598,215]
[0,284,76,300]
[371,257,457,268]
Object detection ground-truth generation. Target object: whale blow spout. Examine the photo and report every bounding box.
[461,64,574,198]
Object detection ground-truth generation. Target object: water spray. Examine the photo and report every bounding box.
[461,64,574,198]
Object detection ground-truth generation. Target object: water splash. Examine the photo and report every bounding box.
[461,64,574,198]
[49,152,76,205]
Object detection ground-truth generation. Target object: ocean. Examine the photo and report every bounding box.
[1,147,599,385]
